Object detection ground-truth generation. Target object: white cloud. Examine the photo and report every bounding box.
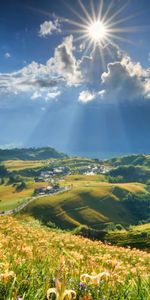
[45,90,61,100]
[47,35,82,86]
[0,35,149,106]
[78,51,150,104]
[5,52,11,59]
[31,91,42,100]
[0,35,81,100]
[39,19,61,37]
[79,45,122,88]
[78,90,96,103]
[78,89,105,103]
[101,55,150,102]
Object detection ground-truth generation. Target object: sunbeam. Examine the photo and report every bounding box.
[63,0,146,64]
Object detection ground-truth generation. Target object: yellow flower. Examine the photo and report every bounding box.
[47,280,76,300]
[80,271,110,285]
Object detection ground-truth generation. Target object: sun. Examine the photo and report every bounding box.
[88,21,107,42]
[62,0,141,57]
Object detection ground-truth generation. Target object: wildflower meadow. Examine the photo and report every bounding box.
[0,216,150,299]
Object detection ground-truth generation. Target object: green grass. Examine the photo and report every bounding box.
[108,154,150,167]
[106,223,150,249]
[4,160,46,171]
[0,215,150,300]
[0,147,66,161]
[22,175,148,229]
[0,181,48,211]
[109,165,150,182]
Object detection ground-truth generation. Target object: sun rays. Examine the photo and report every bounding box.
[27,0,149,73]
[63,0,145,58]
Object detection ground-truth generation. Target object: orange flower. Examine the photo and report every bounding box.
[0,271,15,283]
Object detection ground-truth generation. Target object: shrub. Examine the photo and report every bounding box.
[15,181,27,192]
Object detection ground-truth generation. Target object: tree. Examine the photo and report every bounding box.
[16,181,27,192]
[0,178,4,184]
[0,165,7,176]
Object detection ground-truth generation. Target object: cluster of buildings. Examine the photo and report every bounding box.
[35,166,70,182]
[34,164,111,188]
[34,184,61,196]
[99,165,111,174]
[81,165,111,175]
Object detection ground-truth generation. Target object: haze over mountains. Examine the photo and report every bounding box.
[2,103,150,159]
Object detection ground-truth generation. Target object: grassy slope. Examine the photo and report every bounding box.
[22,175,147,229]
[0,215,150,299]
[0,181,48,211]
[4,160,46,171]
[109,165,150,183]
[107,154,150,183]
[106,223,150,249]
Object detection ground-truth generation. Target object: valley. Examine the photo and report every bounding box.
[0,148,150,299]
[0,148,150,250]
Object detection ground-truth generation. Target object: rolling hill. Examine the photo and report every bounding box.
[21,175,150,230]
[108,154,150,167]
[0,147,67,161]
[108,165,150,183]
[106,223,150,249]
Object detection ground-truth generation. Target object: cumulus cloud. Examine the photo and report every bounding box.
[79,45,122,88]
[78,49,150,104]
[78,89,105,103]
[39,19,61,37]
[0,35,81,101]
[45,90,61,100]
[101,55,150,102]
[47,35,82,86]
[0,34,149,106]
[78,90,96,103]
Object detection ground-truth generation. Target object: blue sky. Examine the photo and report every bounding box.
[0,0,150,157]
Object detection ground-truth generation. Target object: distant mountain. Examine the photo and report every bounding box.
[0,147,67,161]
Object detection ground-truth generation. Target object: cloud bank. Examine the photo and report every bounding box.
[0,35,81,101]
[0,31,150,106]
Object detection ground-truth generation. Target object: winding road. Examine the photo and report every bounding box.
[0,186,70,216]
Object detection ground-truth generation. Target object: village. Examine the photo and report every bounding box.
[33,163,111,196]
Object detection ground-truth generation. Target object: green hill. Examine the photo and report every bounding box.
[108,165,150,183]
[107,154,150,184]
[108,154,150,167]
[21,175,150,230]
[0,147,67,161]
[106,223,150,249]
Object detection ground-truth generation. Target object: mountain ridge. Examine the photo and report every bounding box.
[0,147,67,161]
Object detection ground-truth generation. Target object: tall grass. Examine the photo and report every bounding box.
[0,216,150,299]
